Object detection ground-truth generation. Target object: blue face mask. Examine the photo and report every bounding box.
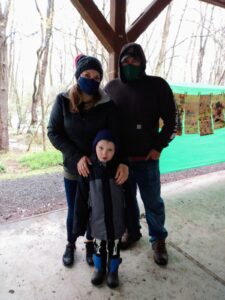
[77,76,100,95]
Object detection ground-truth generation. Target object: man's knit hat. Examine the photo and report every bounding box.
[92,129,118,152]
[74,54,103,81]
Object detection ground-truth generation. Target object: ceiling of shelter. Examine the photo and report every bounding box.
[70,0,225,79]
[200,0,225,8]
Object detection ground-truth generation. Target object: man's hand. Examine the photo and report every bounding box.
[115,164,129,185]
[77,156,92,177]
[145,149,161,160]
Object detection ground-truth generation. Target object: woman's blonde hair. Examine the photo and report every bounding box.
[68,84,101,112]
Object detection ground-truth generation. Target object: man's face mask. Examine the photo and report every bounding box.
[121,64,141,81]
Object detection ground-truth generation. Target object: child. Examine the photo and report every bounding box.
[73,129,126,288]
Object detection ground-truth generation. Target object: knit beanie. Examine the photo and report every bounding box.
[74,54,103,81]
[92,129,118,152]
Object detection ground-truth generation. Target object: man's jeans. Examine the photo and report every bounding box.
[64,178,92,243]
[129,159,168,243]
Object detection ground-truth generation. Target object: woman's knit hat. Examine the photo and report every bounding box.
[74,54,103,81]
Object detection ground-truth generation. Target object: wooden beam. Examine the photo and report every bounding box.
[126,0,172,42]
[70,0,117,52]
[108,51,120,80]
[199,0,225,8]
[110,0,126,43]
[108,0,126,79]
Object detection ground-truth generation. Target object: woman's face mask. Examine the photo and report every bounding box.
[77,76,100,95]
[121,65,141,81]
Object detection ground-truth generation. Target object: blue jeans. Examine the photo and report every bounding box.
[129,160,168,243]
[64,178,92,243]
[123,180,141,238]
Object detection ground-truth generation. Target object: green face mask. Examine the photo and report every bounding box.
[121,65,141,81]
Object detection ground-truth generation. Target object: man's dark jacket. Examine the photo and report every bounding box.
[104,42,178,156]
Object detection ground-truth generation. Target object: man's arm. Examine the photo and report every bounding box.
[152,78,178,152]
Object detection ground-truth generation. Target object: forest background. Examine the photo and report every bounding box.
[0,0,225,178]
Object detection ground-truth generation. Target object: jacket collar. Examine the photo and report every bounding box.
[62,88,110,106]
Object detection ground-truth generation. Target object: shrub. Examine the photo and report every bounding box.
[19,150,62,170]
[0,161,6,173]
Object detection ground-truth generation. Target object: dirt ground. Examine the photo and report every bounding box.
[1,162,225,224]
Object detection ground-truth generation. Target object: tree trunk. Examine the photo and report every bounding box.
[165,0,188,79]
[30,0,54,128]
[30,0,54,151]
[196,4,214,83]
[154,3,171,76]
[209,25,225,85]
[0,1,11,151]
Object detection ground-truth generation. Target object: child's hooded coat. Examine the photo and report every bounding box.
[73,154,126,240]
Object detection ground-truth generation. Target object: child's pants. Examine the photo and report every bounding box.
[94,239,120,258]
[93,239,121,273]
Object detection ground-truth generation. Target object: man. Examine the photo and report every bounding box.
[104,42,178,265]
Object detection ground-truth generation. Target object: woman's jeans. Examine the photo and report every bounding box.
[64,178,92,243]
[128,159,168,243]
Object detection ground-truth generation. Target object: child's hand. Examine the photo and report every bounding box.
[115,164,129,185]
[77,156,92,177]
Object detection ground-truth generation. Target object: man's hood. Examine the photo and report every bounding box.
[118,42,146,82]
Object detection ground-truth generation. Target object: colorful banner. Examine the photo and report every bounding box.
[173,92,225,135]
[199,95,213,136]
[211,94,225,129]
[174,93,185,135]
[184,95,199,134]
[159,92,224,135]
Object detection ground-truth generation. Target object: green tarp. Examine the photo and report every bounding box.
[160,127,225,174]
[170,82,225,95]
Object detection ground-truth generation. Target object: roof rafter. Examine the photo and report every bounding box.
[70,0,117,52]
[199,0,225,8]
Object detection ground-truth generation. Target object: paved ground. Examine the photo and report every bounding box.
[1,170,225,300]
[1,162,225,223]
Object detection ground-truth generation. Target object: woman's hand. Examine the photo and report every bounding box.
[77,156,92,177]
[115,163,129,185]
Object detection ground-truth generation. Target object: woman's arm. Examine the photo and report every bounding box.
[47,94,83,163]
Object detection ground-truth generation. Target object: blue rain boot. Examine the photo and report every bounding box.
[91,254,106,285]
[107,256,122,288]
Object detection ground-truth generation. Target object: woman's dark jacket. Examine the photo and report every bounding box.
[73,155,125,240]
[47,89,125,176]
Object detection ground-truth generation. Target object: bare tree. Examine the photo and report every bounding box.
[209,26,225,85]
[30,0,55,151]
[154,3,172,76]
[196,4,214,82]
[0,0,12,151]
[165,0,188,79]
[183,28,196,82]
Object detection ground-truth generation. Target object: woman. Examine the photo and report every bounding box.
[47,54,128,267]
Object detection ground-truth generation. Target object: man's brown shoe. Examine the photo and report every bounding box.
[152,240,168,265]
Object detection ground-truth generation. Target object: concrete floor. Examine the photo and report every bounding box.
[1,170,225,300]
